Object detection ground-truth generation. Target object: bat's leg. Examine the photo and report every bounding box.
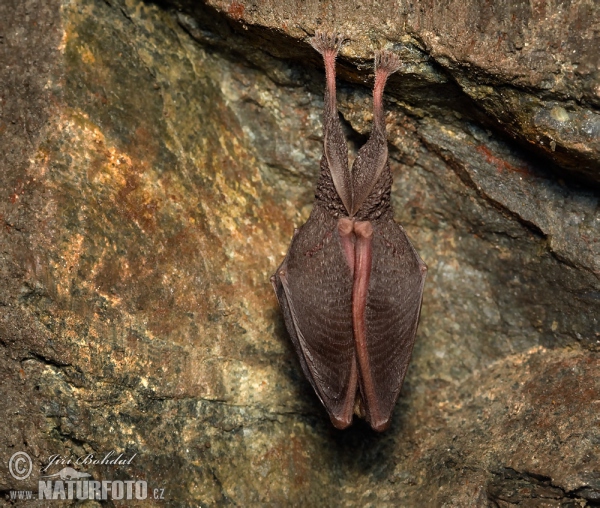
[372,50,402,135]
[310,32,352,215]
[349,50,402,216]
[310,32,344,114]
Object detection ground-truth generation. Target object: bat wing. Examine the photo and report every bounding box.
[271,208,358,429]
[359,218,427,431]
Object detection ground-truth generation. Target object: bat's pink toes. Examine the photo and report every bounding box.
[310,31,346,56]
[375,50,402,77]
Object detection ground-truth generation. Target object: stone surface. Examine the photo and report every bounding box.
[200,0,600,183]
[0,0,598,506]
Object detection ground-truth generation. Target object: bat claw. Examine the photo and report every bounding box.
[310,31,346,56]
[375,50,402,77]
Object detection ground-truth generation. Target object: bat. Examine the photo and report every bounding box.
[271,32,427,432]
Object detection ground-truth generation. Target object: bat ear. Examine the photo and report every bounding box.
[350,50,401,216]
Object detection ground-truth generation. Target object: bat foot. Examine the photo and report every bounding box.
[375,50,402,77]
[310,31,345,57]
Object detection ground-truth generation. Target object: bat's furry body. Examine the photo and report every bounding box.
[272,33,426,431]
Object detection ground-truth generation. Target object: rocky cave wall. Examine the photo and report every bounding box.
[0,0,599,505]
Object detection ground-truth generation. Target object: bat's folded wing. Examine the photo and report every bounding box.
[272,210,357,428]
[361,219,427,431]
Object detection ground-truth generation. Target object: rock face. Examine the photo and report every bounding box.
[0,0,598,505]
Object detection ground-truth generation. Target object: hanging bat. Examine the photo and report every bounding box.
[271,32,427,432]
